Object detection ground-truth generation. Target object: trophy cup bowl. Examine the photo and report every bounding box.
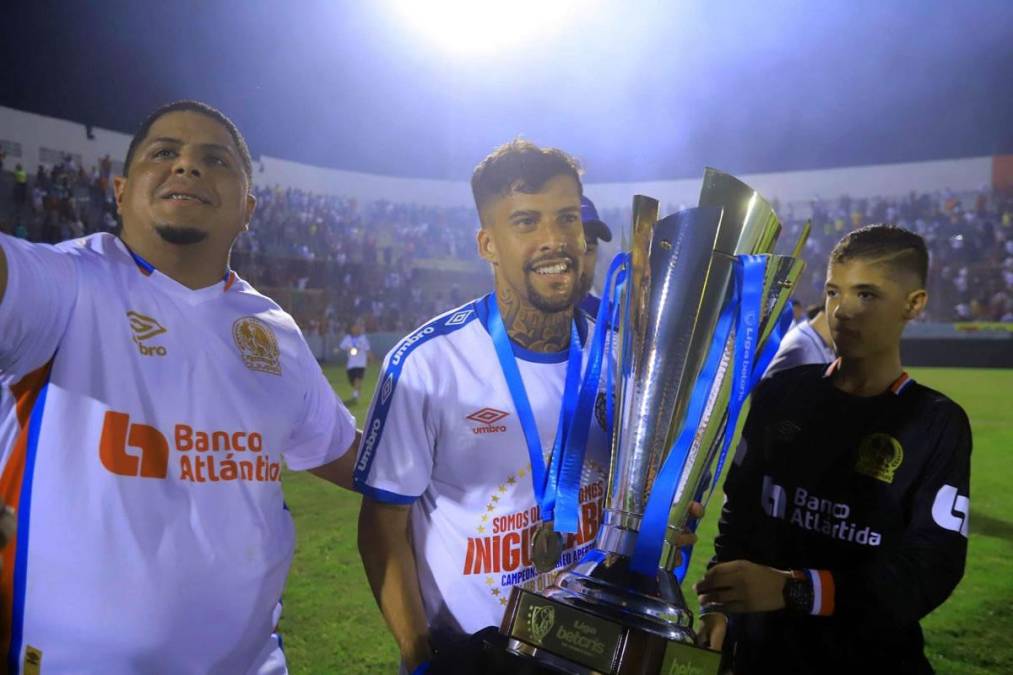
[497,171,806,675]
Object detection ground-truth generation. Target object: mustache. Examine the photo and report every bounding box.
[524,252,578,273]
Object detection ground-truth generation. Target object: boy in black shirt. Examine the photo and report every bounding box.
[695,225,972,673]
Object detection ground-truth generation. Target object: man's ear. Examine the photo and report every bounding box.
[243,192,257,232]
[905,288,928,320]
[113,175,128,215]
[477,226,497,266]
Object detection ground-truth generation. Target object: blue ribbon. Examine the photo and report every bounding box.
[554,253,627,532]
[706,254,766,504]
[488,297,581,523]
[674,303,793,581]
[630,255,768,576]
[604,253,630,434]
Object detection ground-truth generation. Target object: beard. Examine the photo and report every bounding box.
[154,224,208,245]
[521,252,583,313]
[524,277,583,314]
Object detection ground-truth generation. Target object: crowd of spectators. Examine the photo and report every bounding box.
[600,189,1013,323]
[2,158,1010,330]
[784,190,1013,322]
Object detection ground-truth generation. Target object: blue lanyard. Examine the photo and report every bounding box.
[604,254,629,435]
[487,296,582,523]
[553,254,626,533]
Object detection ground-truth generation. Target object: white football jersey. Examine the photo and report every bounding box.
[0,233,356,674]
[340,334,370,370]
[763,318,836,379]
[355,295,611,637]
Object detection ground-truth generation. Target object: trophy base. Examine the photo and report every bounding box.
[499,586,723,674]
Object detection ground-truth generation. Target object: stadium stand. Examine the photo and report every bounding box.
[1,152,1010,353]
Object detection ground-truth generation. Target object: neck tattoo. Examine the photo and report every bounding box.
[497,286,572,353]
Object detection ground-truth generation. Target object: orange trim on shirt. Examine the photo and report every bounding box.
[889,372,911,395]
[224,271,237,292]
[0,361,53,658]
[823,357,842,378]
[816,569,835,616]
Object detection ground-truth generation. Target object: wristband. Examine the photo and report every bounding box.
[782,569,814,615]
[783,569,835,616]
[807,569,835,616]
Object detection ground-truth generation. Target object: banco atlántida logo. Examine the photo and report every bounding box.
[99,411,280,483]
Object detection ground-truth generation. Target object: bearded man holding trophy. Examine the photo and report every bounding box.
[416,168,806,674]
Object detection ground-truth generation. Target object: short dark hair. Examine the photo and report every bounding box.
[829,224,928,287]
[122,100,253,183]
[805,303,823,321]
[470,139,582,220]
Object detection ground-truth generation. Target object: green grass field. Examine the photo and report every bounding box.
[279,366,1013,674]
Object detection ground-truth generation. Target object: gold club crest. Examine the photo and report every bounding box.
[233,317,282,375]
[855,433,903,484]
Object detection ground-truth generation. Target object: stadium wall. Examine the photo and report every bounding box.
[0,105,1002,210]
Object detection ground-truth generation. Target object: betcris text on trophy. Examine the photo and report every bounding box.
[496,170,809,675]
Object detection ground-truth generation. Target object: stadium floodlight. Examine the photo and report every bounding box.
[387,0,587,55]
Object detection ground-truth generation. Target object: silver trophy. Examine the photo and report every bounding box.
[500,170,807,674]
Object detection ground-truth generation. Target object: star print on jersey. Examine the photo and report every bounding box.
[462,461,607,603]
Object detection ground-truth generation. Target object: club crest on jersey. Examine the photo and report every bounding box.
[233,317,282,375]
[127,310,168,357]
[467,407,509,434]
[855,433,904,484]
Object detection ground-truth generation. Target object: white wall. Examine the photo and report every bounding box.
[583,157,994,212]
[0,105,130,174]
[1,105,995,210]
[257,156,472,207]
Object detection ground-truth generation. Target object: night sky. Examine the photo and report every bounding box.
[3,0,1012,182]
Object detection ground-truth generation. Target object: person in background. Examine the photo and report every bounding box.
[340,318,371,404]
[764,303,836,378]
[789,298,805,327]
[12,165,28,214]
[577,195,612,317]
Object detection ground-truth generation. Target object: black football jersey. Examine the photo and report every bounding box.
[713,363,971,674]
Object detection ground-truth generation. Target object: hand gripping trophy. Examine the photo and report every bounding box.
[498,170,810,674]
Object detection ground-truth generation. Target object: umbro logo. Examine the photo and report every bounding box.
[445,309,473,327]
[127,311,168,357]
[467,407,509,435]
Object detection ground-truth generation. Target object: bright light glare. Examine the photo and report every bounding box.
[389,0,585,55]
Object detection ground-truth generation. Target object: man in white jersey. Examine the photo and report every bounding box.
[0,100,359,674]
[355,141,616,671]
[764,303,836,378]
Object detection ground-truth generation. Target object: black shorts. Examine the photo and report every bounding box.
[346,367,365,383]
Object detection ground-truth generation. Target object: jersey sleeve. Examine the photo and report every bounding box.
[353,345,436,504]
[339,334,351,350]
[762,335,807,379]
[823,399,972,625]
[0,234,78,381]
[282,339,357,471]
